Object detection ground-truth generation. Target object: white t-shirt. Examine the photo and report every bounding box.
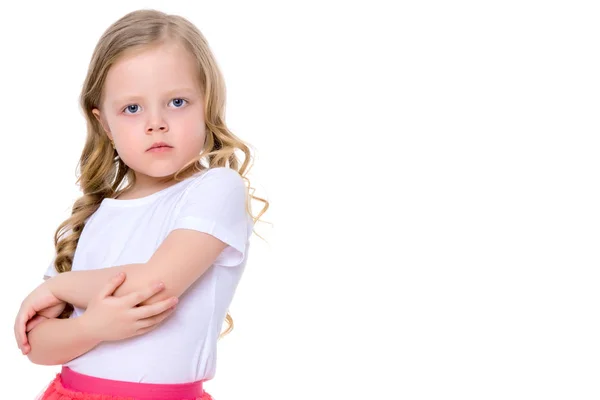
[43,167,254,383]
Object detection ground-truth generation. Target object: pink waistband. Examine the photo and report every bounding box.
[60,367,206,400]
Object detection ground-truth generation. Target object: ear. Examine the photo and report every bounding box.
[92,108,112,140]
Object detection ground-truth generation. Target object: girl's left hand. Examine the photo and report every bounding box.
[24,302,67,331]
[14,281,65,355]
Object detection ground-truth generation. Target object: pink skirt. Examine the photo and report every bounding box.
[38,366,213,400]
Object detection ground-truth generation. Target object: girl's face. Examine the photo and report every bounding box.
[92,41,206,186]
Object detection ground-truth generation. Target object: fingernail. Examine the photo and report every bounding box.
[156,282,164,289]
[172,297,178,304]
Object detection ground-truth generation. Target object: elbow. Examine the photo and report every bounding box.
[27,349,68,366]
[25,339,46,365]
[26,352,39,365]
[26,333,64,366]
[27,350,56,366]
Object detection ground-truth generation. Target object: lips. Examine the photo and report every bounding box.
[147,142,173,151]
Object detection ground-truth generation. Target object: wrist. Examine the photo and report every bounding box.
[45,273,63,298]
[76,314,103,346]
[46,272,81,308]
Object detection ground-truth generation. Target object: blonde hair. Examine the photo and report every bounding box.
[51,9,268,339]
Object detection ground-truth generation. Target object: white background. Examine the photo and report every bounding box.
[1,0,599,399]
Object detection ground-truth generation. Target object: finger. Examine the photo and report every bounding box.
[135,323,160,336]
[26,315,48,332]
[137,306,176,330]
[132,296,178,319]
[123,281,166,307]
[15,328,21,353]
[26,316,37,332]
[14,317,21,351]
[99,272,126,299]
[38,302,66,319]
[15,321,25,353]
[15,309,25,346]
[16,307,36,349]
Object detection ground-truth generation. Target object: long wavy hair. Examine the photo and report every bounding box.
[51,9,269,339]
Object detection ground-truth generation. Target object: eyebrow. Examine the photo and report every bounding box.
[111,88,198,107]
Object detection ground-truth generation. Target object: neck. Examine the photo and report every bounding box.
[116,172,178,199]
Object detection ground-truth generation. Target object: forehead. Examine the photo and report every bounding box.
[103,43,201,104]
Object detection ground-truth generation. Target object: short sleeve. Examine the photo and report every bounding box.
[170,167,253,267]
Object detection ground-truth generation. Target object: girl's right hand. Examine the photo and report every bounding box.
[80,272,179,342]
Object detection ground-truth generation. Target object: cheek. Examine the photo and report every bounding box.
[112,118,143,141]
[177,116,206,139]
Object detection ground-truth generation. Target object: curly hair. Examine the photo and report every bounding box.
[51,9,269,339]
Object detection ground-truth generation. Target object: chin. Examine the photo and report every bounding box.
[130,166,177,179]
[124,158,196,180]
[147,170,179,179]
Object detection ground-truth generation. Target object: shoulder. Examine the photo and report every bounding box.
[173,168,250,228]
[200,167,244,183]
[182,167,246,203]
[188,167,244,190]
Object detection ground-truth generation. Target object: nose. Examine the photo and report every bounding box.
[145,113,168,133]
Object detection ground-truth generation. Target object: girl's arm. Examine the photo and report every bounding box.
[46,263,155,309]
[26,273,177,365]
[47,230,228,309]
[16,232,219,353]
[26,316,99,365]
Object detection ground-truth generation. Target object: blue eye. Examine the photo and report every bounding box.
[122,98,187,115]
[170,98,187,108]
[123,104,140,114]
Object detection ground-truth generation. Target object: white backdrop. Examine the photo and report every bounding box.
[1,1,599,399]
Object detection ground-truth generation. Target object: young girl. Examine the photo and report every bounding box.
[12,8,267,400]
